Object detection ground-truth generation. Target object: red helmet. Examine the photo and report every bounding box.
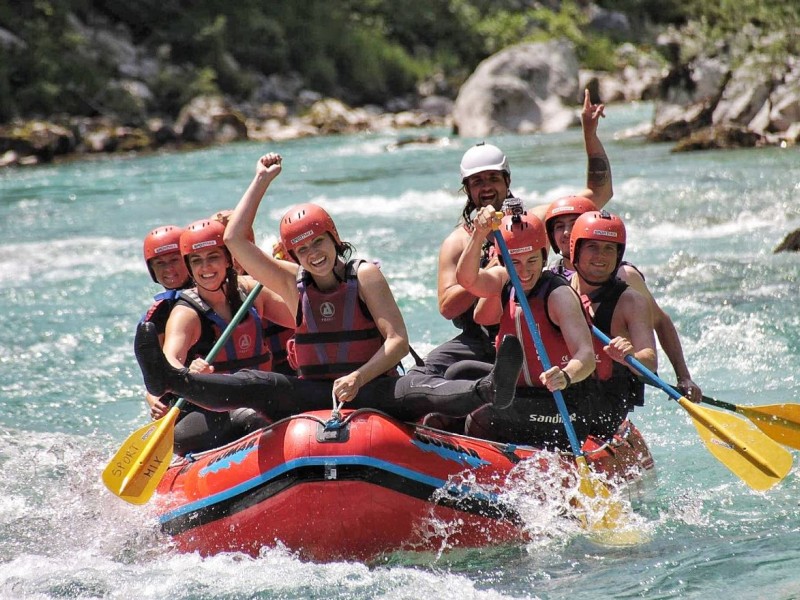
[495,213,548,263]
[143,225,184,282]
[569,210,627,273]
[180,219,227,258]
[210,209,255,243]
[544,196,598,254]
[143,225,183,262]
[279,203,341,255]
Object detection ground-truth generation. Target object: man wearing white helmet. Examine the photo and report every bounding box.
[422,90,614,377]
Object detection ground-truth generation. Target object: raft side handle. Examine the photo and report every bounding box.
[317,421,351,443]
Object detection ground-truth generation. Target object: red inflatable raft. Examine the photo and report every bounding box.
[154,409,654,562]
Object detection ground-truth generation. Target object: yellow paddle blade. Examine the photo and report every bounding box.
[737,403,800,451]
[102,407,179,504]
[574,456,647,546]
[679,398,793,491]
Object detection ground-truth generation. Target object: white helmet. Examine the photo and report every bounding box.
[460,143,510,181]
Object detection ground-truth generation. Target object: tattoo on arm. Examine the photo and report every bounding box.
[588,156,609,186]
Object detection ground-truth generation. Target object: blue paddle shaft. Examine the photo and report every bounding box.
[590,324,682,401]
[493,232,584,456]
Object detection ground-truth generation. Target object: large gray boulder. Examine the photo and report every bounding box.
[175,95,249,144]
[452,40,580,137]
[650,26,800,147]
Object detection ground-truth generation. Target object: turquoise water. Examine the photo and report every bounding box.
[1,103,799,599]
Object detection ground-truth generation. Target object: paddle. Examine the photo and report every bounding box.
[591,325,793,491]
[650,383,800,451]
[102,283,264,504]
[493,230,626,534]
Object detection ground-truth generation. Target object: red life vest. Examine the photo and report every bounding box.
[290,260,393,380]
[263,321,295,370]
[177,288,272,373]
[496,272,576,388]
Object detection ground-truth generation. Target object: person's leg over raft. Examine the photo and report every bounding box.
[134,321,327,419]
[357,334,524,421]
[135,321,524,423]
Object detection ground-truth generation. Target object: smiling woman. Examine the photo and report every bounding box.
[153,218,294,455]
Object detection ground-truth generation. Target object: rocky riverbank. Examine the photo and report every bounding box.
[0,95,451,168]
[3,15,799,172]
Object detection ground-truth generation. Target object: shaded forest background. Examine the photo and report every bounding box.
[2,0,798,125]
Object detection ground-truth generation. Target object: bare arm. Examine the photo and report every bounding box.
[653,307,701,398]
[240,275,296,329]
[162,305,203,370]
[224,153,300,313]
[619,265,699,396]
[613,289,658,373]
[473,269,507,326]
[455,207,505,298]
[542,286,596,390]
[332,262,410,402]
[578,89,613,208]
[437,228,479,319]
[529,89,612,220]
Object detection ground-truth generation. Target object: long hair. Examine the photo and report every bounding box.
[224,264,243,315]
[458,174,513,231]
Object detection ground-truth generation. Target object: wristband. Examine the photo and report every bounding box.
[563,371,572,389]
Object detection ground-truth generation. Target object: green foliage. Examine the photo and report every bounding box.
[475,11,533,54]
[579,34,620,72]
[151,65,221,118]
[1,0,798,123]
[670,0,800,66]
[0,1,114,119]
[526,1,616,72]
[530,1,587,43]
[682,0,800,34]
[596,0,688,27]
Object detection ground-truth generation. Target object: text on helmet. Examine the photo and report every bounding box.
[591,229,619,238]
[290,230,315,245]
[191,240,219,250]
[154,243,179,254]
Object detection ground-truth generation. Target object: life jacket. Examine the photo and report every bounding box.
[579,279,630,382]
[497,271,576,388]
[176,288,272,373]
[289,259,395,380]
[140,289,182,335]
[580,277,645,408]
[263,321,294,369]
